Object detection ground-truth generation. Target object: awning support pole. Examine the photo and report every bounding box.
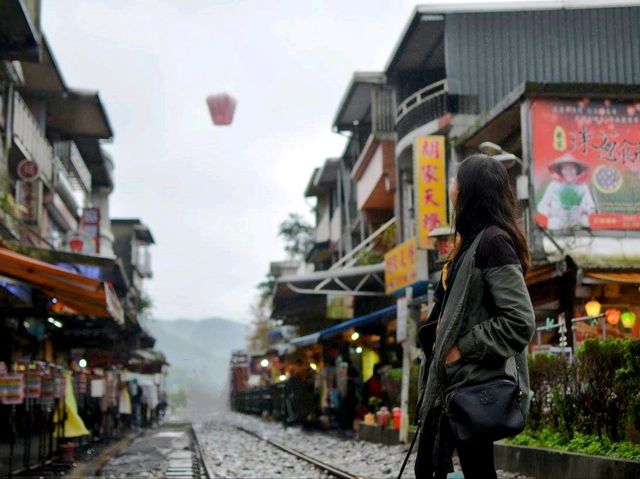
[399,287,413,444]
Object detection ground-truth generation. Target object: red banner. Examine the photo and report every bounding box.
[531,98,640,231]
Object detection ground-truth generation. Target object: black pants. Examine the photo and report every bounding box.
[456,439,497,479]
[414,413,497,479]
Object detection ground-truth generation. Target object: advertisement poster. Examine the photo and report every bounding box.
[532,98,640,231]
[1,374,25,405]
[415,136,447,248]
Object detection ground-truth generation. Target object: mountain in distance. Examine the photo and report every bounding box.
[146,317,249,405]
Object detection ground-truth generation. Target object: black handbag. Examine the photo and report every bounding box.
[444,377,525,443]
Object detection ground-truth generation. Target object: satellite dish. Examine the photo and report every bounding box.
[206,93,237,126]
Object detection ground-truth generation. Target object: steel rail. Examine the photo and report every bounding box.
[234,425,362,479]
[190,425,214,479]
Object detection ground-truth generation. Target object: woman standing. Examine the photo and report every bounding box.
[414,154,536,479]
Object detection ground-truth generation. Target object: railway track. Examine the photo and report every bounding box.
[193,425,362,479]
[230,425,362,479]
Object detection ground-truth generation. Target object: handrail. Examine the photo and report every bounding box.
[329,216,396,270]
[395,79,448,123]
[12,91,54,182]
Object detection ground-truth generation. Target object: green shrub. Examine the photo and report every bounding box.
[526,339,640,447]
[506,427,640,461]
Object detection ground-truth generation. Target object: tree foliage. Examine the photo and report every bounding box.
[278,212,314,259]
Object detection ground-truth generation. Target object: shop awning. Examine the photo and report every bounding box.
[583,271,640,284]
[290,304,397,347]
[272,263,386,321]
[9,244,130,296]
[0,247,124,324]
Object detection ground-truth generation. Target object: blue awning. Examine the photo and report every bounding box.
[289,305,398,348]
[319,304,397,339]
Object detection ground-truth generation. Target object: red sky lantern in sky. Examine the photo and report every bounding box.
[206,93,237,126]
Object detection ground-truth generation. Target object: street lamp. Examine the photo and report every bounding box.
[478,142,529,200]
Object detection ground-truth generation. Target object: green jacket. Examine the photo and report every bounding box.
[417,229,536,425]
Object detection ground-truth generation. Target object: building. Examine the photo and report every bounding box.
[0,2,165,474]
[238,1,640,434]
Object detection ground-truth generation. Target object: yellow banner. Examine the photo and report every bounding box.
[415,136,447,249]
[384,238,418,295]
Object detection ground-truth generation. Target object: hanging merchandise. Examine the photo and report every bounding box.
[1,374,25,405]
[621,311,637,329]
[55,372,89,438]
[41,375,55,401]
[25,371,42,399]
[56,374,66,399]
[75,374,87,395]
[90,379,105,398]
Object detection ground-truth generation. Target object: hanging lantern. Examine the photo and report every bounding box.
[585,299,602,317]
[605,308,621,325]
[206,93,237,126]
[621,311,637,329]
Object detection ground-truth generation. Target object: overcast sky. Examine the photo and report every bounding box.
[42,0,473,322]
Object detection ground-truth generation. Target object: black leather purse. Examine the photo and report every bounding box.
[444,377,525,443]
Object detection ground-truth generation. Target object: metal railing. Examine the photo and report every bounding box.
[329,216,396,270]
[12,91,54,183]
[53,141,92,193]
[395,79,448,124]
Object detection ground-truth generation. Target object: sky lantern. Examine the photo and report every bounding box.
[206,93,237,126]
[585,299,602,318]
[621,311,637,329]
[605,308,621,325]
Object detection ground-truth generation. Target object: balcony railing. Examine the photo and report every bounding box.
[12,91,54,183]
[53,141,92,193]
[395,80,479,140]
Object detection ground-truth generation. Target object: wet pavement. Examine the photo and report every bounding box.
[99,424,206,478]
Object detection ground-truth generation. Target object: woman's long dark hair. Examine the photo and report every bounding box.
[450,154,530,274]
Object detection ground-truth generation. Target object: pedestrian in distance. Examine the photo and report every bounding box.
[413,154,536,479]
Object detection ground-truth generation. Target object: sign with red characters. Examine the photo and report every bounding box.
[531,98,640,231]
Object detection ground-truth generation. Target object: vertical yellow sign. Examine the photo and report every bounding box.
[415,136,447,249]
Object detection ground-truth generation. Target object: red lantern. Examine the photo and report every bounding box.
[605,308,621,325]
[206,93,237,126]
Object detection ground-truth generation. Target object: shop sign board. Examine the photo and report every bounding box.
[385,238,427,295]
[415,135,447,249]
[532,98,640,231]
[16,180,42,225]
[1,374,25,405]
[79,207,101,254]
[17,159,40,182]
[326,294,354,320]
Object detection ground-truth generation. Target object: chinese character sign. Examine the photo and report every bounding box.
[415,136,447,248]
[326,294,354,320]
[384,238,418,294]
[532,99,640,231]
